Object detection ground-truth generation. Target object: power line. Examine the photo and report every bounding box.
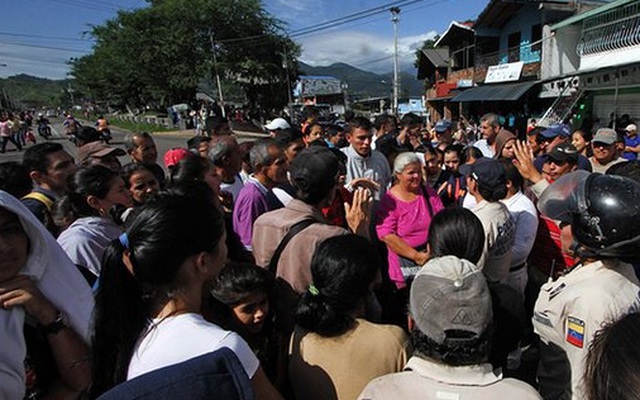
[0,41,89,54]
[40,0,120,12]
[0,31,92,43]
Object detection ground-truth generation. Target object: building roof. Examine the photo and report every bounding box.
[450,80,539,102]
[475,0,522,29]
[416,48,450,80]
[550,0,636,30]
[434,21,475,48]
[476,0,612,30]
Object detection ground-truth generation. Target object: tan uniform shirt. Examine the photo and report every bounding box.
[359,356,542,400]
[533,259,640,400]
[473,200,516,282]
[290,319,410,400]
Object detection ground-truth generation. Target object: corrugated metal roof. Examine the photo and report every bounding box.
[416,49,451,80]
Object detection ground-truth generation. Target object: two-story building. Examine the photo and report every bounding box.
[417,0,608,133]
[541,0,640,130]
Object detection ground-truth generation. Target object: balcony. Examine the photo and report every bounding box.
[577,1,640,56]
[474,41,542,82]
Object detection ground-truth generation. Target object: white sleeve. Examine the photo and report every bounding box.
[219,332,260,378]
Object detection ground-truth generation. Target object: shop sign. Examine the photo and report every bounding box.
[539,76,580,98]
[485,61,524,83]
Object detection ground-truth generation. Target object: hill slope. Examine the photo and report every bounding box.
[298,62,423,99]
[0,74,70,109]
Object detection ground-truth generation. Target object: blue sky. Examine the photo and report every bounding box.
[1,0,487,79]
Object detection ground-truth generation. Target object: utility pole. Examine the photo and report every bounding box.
[390,7,400,116]
[67,82,76,107]
[282,46,293,109]
[209,33,226,118]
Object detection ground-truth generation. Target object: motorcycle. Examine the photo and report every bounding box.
[99,127,112,144]
[37,122,52,140]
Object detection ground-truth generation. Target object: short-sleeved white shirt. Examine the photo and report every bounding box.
[127,313,259,380]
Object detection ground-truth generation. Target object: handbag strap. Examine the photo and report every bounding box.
[421,184,434,218]
[268,219,316,272]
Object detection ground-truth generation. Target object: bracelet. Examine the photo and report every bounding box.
[39,310,68,336]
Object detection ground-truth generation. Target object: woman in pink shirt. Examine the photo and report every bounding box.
[376,152,444,290]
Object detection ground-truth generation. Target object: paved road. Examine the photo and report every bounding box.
[0,118,265,169]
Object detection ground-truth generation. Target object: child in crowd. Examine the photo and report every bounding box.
[207,263,286,388]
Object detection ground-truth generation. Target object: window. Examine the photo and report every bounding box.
[508,31,521,62]
[531,24,542,54]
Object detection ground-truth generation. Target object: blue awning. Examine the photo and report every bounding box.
[450,81,539,102]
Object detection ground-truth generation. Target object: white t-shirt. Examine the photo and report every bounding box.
[220,175,245,203]
[127,313,259,380]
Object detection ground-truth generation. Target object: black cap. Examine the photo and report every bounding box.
[545,143,579,164]
[459,157,506,191]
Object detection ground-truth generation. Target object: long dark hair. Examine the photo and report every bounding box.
[585,313,640,400]
[64,165,120,219]
[295,235,379,337]
[428,207,485,264]
[90,191,225,396]
[167,153,211,186]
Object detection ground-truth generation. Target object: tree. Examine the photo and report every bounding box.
[71,0,299,112]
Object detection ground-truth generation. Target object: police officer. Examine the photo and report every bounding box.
[533,171,640,400]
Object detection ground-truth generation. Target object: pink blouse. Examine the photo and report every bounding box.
[376,186,443,288]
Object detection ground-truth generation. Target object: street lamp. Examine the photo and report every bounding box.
[390,7,400,116]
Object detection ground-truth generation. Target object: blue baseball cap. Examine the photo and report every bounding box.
[435,119,452,133]
[539,123,571,139]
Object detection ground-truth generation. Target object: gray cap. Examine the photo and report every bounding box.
[409,255,492,344]
[593,128,617,145]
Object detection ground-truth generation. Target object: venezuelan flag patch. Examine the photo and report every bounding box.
[566,316,585,348]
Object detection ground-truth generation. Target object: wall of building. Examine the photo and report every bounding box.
[498,4,542,64]
[541,24,581,80]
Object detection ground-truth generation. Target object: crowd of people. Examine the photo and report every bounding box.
[1,108,640,400]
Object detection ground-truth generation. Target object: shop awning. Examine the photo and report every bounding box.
[450,81,539,102]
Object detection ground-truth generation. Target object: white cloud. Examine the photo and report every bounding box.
[0,43,84,79]
[267,0,326,28]
[297,29,438,73]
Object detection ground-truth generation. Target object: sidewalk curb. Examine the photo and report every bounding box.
[151,130,269,140]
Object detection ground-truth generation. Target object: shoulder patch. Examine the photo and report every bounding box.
[549,283,566,300]
[566,316,585,348]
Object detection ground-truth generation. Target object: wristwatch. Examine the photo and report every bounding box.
[39,310,68,336]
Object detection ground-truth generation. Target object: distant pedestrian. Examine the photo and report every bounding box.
[0,113,22,153]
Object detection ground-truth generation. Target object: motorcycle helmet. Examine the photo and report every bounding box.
[538,171,640,258]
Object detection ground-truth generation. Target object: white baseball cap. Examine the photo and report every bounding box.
[264,117,291,131]
[626,124,637,132]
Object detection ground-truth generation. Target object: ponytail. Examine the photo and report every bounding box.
[295,288,355,337]
[294,235,379,337]
[91,239,148,397]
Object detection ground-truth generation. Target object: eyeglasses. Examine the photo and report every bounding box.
[592,142,613,148]
[547,159,568,166]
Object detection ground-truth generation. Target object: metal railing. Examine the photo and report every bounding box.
[577,1,640,56]
[475,40,542,67]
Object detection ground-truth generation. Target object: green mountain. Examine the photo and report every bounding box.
[298,61,424,99]
[0,74,71,109]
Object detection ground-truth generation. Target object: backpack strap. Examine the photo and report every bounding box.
[22,192,54,211]
[268,219,316,273]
